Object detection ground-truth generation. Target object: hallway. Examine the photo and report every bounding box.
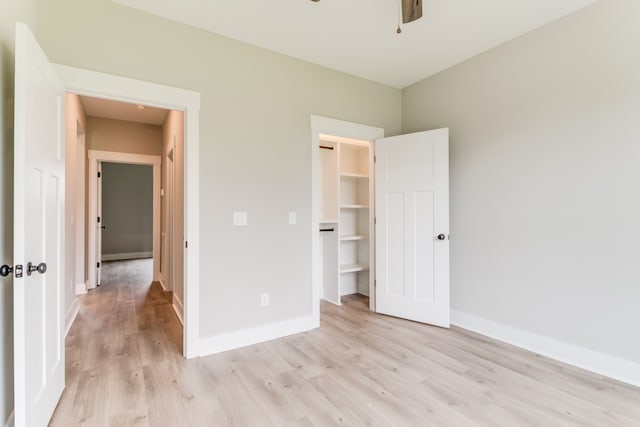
[50,259,183,426]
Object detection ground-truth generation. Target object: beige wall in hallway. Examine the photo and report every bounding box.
[161,110,185,313]
[86,117,163,156]
[64,93,87,328]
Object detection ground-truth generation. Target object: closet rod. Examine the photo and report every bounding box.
[319,145,334,150]
[319,228,335,232]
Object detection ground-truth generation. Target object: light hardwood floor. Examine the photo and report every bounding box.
[50,259,640,426]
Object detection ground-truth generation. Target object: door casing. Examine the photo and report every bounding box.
[56,64,202,358]
[87,151,161,288]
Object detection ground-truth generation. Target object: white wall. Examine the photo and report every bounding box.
[0,1,39,424]
[403,0,640,365]
[36,0,401,341]
[101,162,153,257]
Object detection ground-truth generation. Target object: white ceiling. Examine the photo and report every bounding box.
[112,0,597,88]
[80,96,169,125]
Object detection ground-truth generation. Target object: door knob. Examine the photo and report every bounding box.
[437,234,446,241]
[0,265,13,277]
[26,262,47,276]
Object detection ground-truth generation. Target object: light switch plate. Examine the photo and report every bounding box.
[288,211,296,225]
[233,211,248,226]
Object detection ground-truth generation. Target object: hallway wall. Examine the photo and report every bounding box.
[64,93,87,329]
[161,110,184,316]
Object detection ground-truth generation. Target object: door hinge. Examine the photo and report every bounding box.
[97,171,101,178]
[97,262,100,268]
[97,216,101,223]
[185,241,188,249]
[374,217,377,225]
[374,155,377,163]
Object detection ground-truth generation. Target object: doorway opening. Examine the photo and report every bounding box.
[66,93,187,354]
[57,63,200,358]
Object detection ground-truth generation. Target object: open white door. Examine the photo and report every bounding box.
[13,22,66,426]
[96,161,103,285]
[375,129,450,327]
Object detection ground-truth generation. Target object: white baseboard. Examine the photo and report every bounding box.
[75,282,87,295]
[65,298,80,337]
[357,282,370,296]
[451,310,640,388]
[159,278,168,292]
[173,294,184,326]
[199,315,316,357]
[3,411,14,427]
[101,251,152,261]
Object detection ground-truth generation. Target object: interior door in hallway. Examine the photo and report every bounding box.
[13,22,66,426]
[375,129,450,327]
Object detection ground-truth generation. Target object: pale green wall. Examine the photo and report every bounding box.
[101,163,154,256]
[36,0,402,338]
[402,0,640,363]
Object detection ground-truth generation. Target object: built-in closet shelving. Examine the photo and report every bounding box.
[319,137,373,305]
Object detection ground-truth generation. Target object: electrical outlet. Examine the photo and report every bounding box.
[260,292,270,307]
[288,211,297,225]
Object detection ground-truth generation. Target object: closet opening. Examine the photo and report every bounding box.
[310,116,384,323]
[318,135,374,307]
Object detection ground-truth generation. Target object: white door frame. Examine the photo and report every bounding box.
[310,115,384,326]
[57,64,201,358]
[87,151,161,286]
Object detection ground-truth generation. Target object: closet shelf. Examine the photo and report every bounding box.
[340,263,369,274]
[340,204,369,209]
[340,172,369,178]
[340,235,367,241]
[320,219,339,224]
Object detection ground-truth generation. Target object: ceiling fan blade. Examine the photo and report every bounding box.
[402,0,423,24]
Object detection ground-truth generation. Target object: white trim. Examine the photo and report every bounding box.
[159,278,168,292]
[357,282,370,296]
[451,310,640,388]
[101,251,153,261]
[3,411,14,427]
[56,64,201,358]
[199,316,316,356]
[173,294,184,326]
[87,150,161,288]
[310,115,384,326]
[75,282,87,295]
[64,298,80,337]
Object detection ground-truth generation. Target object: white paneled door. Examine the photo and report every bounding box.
[375,129,450,327]
[13,22,66,426]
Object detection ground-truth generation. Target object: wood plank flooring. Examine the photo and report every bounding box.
[50,259,640,426]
